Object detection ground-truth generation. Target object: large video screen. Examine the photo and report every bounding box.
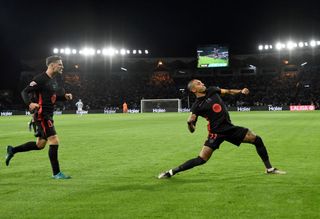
[197,45,229,68]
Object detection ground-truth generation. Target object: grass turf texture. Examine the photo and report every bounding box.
[0,111,319,218]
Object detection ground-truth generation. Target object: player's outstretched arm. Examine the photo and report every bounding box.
[187,113,197,133]
[220,88,249,96]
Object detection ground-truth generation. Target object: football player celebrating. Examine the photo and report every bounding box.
[159,79,286,179]
[5,55,72,179]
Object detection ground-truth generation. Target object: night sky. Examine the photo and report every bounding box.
[1,0,320,88]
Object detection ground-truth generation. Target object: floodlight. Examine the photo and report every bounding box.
[258,45,263,50]
[102,48,115,56]
[53,48,59,54]
[82,48,95,56]
[310,40,316,47]
[72,49,77,54]
[89,48,95,55]
[120,49,126,55]
[65,48,71,55]
[145,50,149,54]
[287,41,295,50]
[275,43,282,50]
[133,50,137,54]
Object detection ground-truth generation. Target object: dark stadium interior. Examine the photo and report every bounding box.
[1,0,320,112]
[1,50,320,112]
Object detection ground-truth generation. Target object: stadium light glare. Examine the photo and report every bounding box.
[102,48,115,56]
[51,46,149,56]
[89,48,95,55]
[259,39,320,51]
[64,48,71,55]
[286,41,295,50]
[310,40,316,47]
[275,43,282,50]
[82,48,95,56]
[120,49,126,55]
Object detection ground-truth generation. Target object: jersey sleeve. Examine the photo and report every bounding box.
[190,103,198,115]
[21,76,43,105]
[206,86,221,96]
[57,88,67,101]
[190,103,199,125]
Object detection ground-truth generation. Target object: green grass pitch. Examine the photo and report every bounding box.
[197,56,228,67]
[0,111,319,218]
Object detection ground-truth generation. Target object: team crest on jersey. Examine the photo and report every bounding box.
[29,81,37,86]
[212,103,222,113]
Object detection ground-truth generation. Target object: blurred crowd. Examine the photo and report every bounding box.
[1,63,319,111]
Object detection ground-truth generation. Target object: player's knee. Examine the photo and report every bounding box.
[36,142,46,150]
[36,138,46,149]
[48,136,59,145]
[244,130,257,143]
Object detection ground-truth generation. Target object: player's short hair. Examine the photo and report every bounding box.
[187,79,197,92]
[46,55,62,66]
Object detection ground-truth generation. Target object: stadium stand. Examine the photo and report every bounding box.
[1,50,320,112]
